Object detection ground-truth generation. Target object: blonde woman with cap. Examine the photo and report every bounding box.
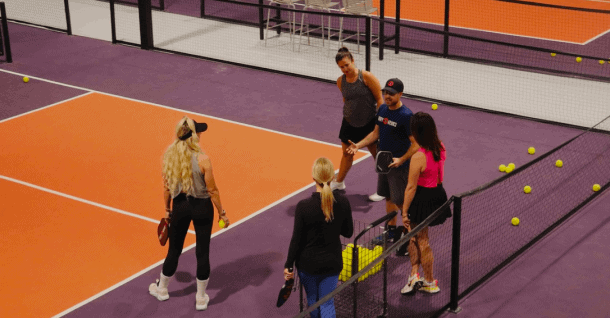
[284,157,354,318]
[149,117,230,311]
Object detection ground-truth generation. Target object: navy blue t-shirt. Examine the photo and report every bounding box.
[376,104,413,168]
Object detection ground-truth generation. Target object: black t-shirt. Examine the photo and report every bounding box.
[284,191,354,275]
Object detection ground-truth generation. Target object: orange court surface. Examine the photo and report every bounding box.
[0,92,368,318]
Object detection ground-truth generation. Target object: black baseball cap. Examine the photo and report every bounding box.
[178,119,208,140]
[381,78,404,95]
[193,120,208,133]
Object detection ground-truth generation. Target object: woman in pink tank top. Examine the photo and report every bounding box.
[399,112,450,295]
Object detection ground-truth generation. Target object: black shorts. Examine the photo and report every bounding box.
[407,184,451,227]
[339,117,377,145]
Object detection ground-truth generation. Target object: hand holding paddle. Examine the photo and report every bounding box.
[276,268,295,307]
[388,157,405,168]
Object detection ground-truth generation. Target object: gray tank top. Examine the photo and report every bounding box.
[170,153,210,199]
[341,69,377,127]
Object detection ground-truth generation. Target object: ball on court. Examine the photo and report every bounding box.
[524,185,531,194]
[499,164,506,172]
[528,147,535,155]
[511,217,520,226]
[555,160,563,168]
[550,53,556,57]
[600,60,606,65]
[23,77,29,83]
[505,166,514,173]
[576,57,582,63]
[593,184,601,192]
[218,219,226,228]
[431,103,438,110]
[508,163,515,170]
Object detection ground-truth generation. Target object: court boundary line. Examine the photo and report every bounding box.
[583,28,610,45]
[0,92,93,124]
[49,154,371,318]
[0,69,368,152]
[0,174,197,234]
[394,18,589,45]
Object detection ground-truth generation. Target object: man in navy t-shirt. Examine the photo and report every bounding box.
[347,78,420,243]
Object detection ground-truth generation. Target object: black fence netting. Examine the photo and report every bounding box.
[457,117,610,297]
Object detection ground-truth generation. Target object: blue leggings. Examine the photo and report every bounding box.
[298,270,339,318]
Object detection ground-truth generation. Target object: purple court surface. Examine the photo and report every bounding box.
[1,20,608,318]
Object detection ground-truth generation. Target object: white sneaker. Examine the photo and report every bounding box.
[196,293,210,311]
[330,181,346,191]
[149,279,170,301]
[368,192,385,202]
[400,273,423,295]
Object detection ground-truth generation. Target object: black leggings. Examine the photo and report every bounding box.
[162,194,214,280]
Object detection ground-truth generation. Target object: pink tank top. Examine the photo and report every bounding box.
[417,143,446,188]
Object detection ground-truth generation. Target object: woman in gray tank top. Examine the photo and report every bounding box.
[331,47,386,202]
[149,117,230,311]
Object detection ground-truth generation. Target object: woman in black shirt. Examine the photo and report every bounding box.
[284,157,354,318]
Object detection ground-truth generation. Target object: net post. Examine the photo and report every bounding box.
[365,16,371,71]
[64,0,72,35]
[258,0,264,40]
[0,2,12,63]
[160,0,165,11]
[200,0,205,18]
[449,195,462,313]
[394,0,399,54]
[443,0,450,57]
[138,0,154,50]
[275,4,281,35]
[110,0,117,44]
[352,239,359,318]
[379,0,384,60]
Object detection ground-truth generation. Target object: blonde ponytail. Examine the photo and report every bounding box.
[312,157,335,222]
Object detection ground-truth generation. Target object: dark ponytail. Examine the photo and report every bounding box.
[335,47,354,64]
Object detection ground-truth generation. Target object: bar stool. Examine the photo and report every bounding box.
[339,0,379,53]
[298,0,341,52]
[265,0,301,50]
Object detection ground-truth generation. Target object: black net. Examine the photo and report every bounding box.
[101,0,166,10]
[457,116,610,297]
[148,0,367,80]
[448,0,610,80]
[1,0,68,31]
[112,1,141,45]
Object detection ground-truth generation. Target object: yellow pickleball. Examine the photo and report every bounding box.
[555,160,563,167]
[600,60,606,65]
[593,184,601,192]
[505,166,514,173]
[511,217,520,226]
[499,164,506,172]
[218,219,226,228]
[550,53,556,57]
[576,57,582,63]
[508,163,515,170]
[528,147,535,155]
[524,186,531,194]
[431,104,438,110]
[23,77,30,83]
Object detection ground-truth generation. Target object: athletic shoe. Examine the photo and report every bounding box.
[149,279,170,301]
[420,280,440,293]
[196,293,210,311]
[400,273,423,295]
[368,192,385,202]
[396,241,409,256]
[330,181,346,191]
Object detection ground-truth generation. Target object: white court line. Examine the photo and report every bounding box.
[389,17,589,45]
[583,28,610,45]
[0,92,93,124]
[0,69,369,152]
[0,174,197,235]
[49,154,372,318]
